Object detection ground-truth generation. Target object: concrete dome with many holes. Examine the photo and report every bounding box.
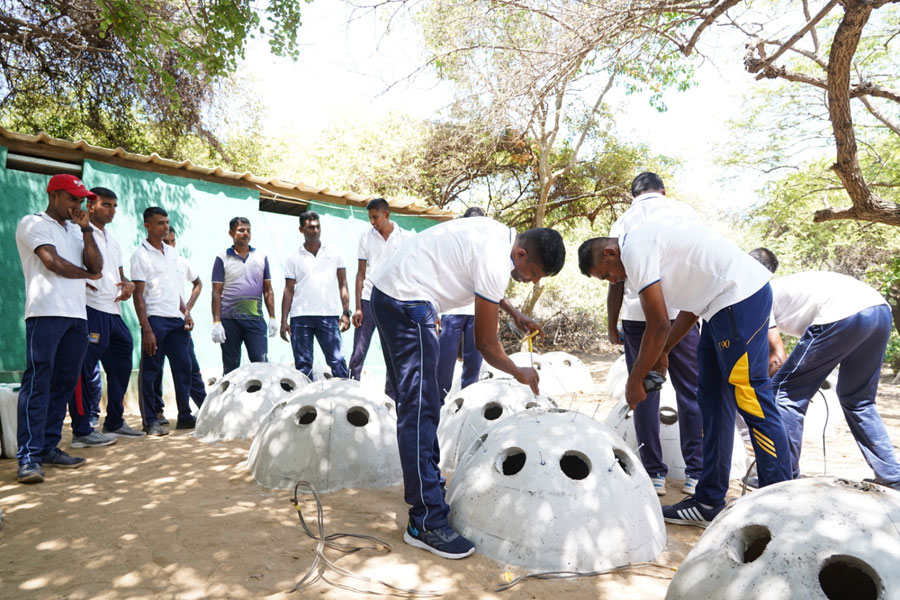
[447,408,666,572]
[437,379,556,471]
[604,355,751,481]
[480,351,591,399]
[194,363,310,442]
[666,478,900,600]
[247,378,402,491]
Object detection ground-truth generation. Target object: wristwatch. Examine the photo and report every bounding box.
[342,309,352,318]
[81,227,93,233]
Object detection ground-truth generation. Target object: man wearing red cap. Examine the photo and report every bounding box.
[14,174,103,483]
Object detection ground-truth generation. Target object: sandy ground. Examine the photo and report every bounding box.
[1,352,898,599]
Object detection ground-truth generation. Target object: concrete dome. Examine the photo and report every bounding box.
[247,379,401,491]
[605,355,750,481]
[667,478,900,600]
[448,408,666,572]
[194,363,310,442]
[437,379,556,471]
[480,351,591,398]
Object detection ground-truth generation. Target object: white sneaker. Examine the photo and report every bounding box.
[682,477,698,495]
[652,476,666,496]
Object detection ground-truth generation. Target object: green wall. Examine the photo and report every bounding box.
[1,152,438,384]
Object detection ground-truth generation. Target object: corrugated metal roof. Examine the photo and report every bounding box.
[0,126,454,220]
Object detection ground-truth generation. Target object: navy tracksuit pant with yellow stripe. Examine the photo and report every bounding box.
[694,284,792,507]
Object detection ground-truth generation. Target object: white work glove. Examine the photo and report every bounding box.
[211,322,227,344]
[267,317,278,338]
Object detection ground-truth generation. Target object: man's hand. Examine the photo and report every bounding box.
[625,374,647,409]
[339,314,350,332]
[514,366,540,395]
[142,328,157,356]
[115,281,135,302]
[212,322,227,344]
[768,357,783,377]
[86,282,98,292]
[607,324,623,346]
[652,353,669,377]
[513,313,544,339]
[183,311,194,331]
[267,317,278,338]
[280,320,291,342]
[352,309,363,328]
[68,207,90,228]
[87,270,102,281]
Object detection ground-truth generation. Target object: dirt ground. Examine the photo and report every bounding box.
[1,352,898,599]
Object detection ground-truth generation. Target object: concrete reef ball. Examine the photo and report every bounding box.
[604,355,750,481]
[448,408,666,572]
[480,351,593,398]
[437,379,556,471]
[666,477,900,600]
[194,363,311,442]
[248,378,401,491]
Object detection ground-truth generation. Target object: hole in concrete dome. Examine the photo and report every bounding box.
[525,401,538,409]
[246,380,262,393]
[296,406,317,425]
[483,402,503,420]
[819,555,880,600]
[728,525,772,564]
[484,371,494,379]
[498,447,526,476]
[534,361,542,371]
[562,359,572,367]
[347,407,370,427]
[660,406,678,426]
[218,380,231,393]
[452,398,465,413]
[560,451,591,480]
[821,379,832,390]
[611,448,634,476]
[280,379,296,392]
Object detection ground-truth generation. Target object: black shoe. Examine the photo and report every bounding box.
[175,416,196,430]
[17,462,45,484]
[142,423,169,437]
[40,448,86,469]
[864,477,900,492]
[156,412,170,426]
[403,522,475,559]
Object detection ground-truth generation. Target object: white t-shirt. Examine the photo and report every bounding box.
[85,223,124,316]
[284,243,346,317]
[370,217,515,313]
[175,255,198,305]
[609,193,699,322]
[443,302,475,317]
[16,212,88,320]
[130,240,185,319]
[770,271,888,337]
[621,221,771,321]
[358,222,412,301]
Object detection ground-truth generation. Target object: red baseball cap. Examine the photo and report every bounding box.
[46,174,97,199]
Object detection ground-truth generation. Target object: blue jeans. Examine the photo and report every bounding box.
[289,316,349,379]
[221,317,267,375]
[437,314,483,402]
[773,304,900,483]
[17,317,88,465]
[694,284,792,507]
[371,287,448,531]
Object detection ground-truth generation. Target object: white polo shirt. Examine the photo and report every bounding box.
[130,239,184,319]
[85,223,124,316]
[370,217,515,313]
[358,221,412,301]
[175,255,199,304]
[770,271,888,337]
[284,243,346,317]
[621,221,771,321]
[609,193,699,322]
[16,212,88,320]
[444,302,475,317]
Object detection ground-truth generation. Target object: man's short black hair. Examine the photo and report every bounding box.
[298,210,320,228]
[462,206,485,218]
[578,238,601,277]
[230,216,251,231]
[143,206,167,222]
[750,247,779,273]
[89,187,117,200]
[366,198,390,213]
[630,172,665,197]
[518,227,566,276]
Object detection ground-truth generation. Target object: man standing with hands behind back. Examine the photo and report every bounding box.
[15,174,103,483]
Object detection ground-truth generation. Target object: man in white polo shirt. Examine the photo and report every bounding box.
[578,221,792,527]
[131,207,197,435]
[606,173,704,496]
[68,187,144,448]
[750,249,900,491]
[349,198,412,382]
[280,211,351,379]
[15,174,103,483]
[370,219,566,559]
